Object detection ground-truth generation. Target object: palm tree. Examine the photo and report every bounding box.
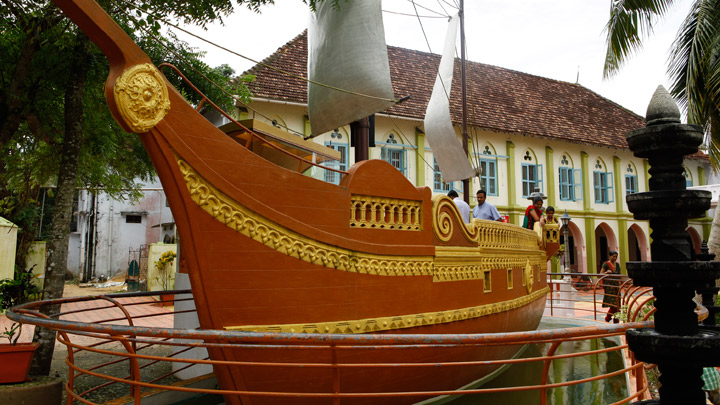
[604,0,720,254]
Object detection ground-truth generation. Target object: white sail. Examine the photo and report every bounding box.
[423,13,475,182]
[308,0,395,136]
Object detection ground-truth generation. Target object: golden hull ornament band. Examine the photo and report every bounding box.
[114,63,170,133]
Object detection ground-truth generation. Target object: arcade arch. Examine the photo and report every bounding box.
[561,220,586,274]
[687,226,702,255]
[628,223,649,262]
[595,222,618,274]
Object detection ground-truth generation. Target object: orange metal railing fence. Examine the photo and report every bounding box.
[7,281,656,404]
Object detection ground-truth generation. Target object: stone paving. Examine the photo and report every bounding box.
[1,295,174,345]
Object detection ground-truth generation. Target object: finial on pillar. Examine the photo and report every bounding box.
[645,85,681,126]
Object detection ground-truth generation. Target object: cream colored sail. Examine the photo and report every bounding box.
[423,13,475,182]
[308,0,395,136]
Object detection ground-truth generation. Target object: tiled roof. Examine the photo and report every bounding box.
[244,31,703,159]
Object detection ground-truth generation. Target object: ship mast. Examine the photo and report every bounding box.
[459,0,470,203]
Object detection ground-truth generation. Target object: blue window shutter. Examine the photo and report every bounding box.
[607,172,614,203]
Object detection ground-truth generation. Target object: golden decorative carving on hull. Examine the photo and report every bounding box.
[350,195,422,231]
[178,158,547,281]
[225,287,549,334]
[178,159,433,276]
[524,259,534,293]
[544,222,560,244]
[433,246,545,282]
[113,63,170,133]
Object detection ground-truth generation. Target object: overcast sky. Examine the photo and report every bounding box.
[174,0,693,117]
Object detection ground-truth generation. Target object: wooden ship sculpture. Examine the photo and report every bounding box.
[49,0,559,403]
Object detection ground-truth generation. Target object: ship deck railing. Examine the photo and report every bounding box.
[6,278,660,404]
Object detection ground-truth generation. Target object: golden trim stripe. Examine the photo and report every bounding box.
[225,287,549,334]
[177,158,546,281]
[178,159,434,276]
[433,246,546,282]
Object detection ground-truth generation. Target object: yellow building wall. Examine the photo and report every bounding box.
[246,99,713,273]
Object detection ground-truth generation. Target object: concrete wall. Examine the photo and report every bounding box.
[0,216,17,281]
[67,179,174,280]
[26,241,47,289]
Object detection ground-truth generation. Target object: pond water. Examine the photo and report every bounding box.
[442,318,628,404]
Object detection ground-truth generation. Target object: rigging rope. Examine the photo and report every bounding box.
[404,0,451,17]
[144,12,400,104]
[121,0,479,183]
[113,2,309,139]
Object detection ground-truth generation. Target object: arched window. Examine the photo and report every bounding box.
[521,149,543,198]
[625,162,638,195]
[558,153,582,201]
[683,166,693,187]
[476,144,498,196]
[433,158,453,192]
[380,133,406,176]
[593,158,614,204]
[323,128,348,185]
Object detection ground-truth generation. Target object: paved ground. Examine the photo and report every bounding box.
[1,283,175,404]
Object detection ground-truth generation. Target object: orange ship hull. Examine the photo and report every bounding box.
[49,0,553,402]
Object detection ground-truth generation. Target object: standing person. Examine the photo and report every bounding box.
[601,250,621,323]
[472,190,502,221]
[448,190,470,224]
[523,196,544,230]
[539,206,557,227]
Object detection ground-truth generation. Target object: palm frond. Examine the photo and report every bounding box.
[603,0,676,78]
[668,0,720,123]
[705,107,720,172]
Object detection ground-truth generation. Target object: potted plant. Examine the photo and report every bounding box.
[153,250,176,306]
[0,266,40,383]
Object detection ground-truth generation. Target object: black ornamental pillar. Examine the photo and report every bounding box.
[625,86,720,403]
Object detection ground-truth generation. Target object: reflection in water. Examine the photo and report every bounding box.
[446,319,627,404]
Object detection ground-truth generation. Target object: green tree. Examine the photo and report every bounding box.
[2,0,336,377]
[1,0,262,376]
[603,0,720,256]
